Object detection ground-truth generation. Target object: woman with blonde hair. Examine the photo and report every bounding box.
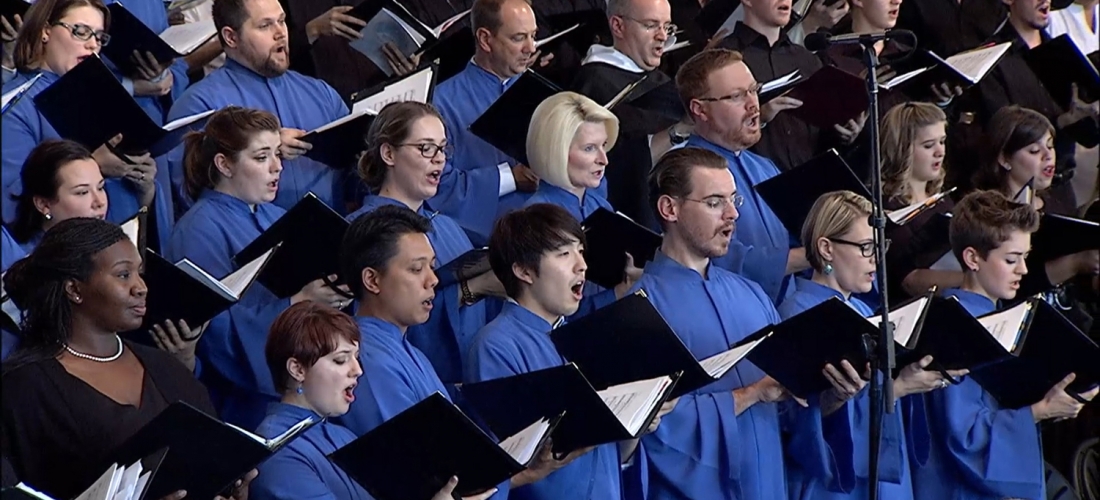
[779,190,964,500]
[880,102,948,209]
[524,91,620,222]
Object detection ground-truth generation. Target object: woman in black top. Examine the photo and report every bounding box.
[0,218,252,499]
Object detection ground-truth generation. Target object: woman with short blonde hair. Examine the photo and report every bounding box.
[525,91,620,221]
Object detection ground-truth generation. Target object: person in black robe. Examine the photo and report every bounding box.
[895,0,1007,57]
[0,219,222,500]
[571,0,687,231]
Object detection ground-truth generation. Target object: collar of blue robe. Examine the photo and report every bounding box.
[360,194,438,218]
[355,315,407,340]
[942,287,999,316]
[463,59,520,91]
[500,300,561,332]
[644,250,714,282]
[266,401,325,423]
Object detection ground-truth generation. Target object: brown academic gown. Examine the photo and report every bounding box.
[1,342,214,499]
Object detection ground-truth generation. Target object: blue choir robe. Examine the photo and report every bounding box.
[1,71,175,247]
[630,251,786,500]
[778,278,929,500]
[1,226,25,361]
[252,403,371,500]
[913,288,1045,500]
[164,58,352,214]
[522,182,617,320]
[464,301,625,500]
[102,0,190,124]
[336,315,510,500]
[430,61,529,244]
[346,195,489,384]
[685,135,796,306]
[165,189,287,428]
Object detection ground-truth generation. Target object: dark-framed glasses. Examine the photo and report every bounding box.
[398,143,453,159]
[52,21,111,46]
[829,237,891,257]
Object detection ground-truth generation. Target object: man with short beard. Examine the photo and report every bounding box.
[165,0,354,214]
[675,48,810,305]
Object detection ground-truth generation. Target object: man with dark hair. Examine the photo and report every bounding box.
[335,205,561,496]
[466,202,671,500]
[675,48,810,304]
[166,0,353,215]
[632,146,797,500]
[429,0,541,246]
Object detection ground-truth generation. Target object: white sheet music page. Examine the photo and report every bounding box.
[700,333,771,378]
[498,417,552,464]
[867,297,930,347]
[598,376,672,435]
[977,300,1032,352]
[159,18,216,54]
[353,66,435,113]
[945,42,1011,83]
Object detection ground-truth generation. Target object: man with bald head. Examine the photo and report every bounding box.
[570,0,688,230]
[429,0,542,245]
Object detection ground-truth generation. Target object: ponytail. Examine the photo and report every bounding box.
[181,106,281,201]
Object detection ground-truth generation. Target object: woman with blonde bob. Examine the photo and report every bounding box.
[779,190,964,500]
[524,92,620,222]
[880,102,948,209]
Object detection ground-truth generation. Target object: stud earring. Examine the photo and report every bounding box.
[1000,163,1011,171]
[44,213,51,220]
[823,263,834,275]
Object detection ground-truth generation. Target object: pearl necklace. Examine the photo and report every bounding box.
[64,335,124,363]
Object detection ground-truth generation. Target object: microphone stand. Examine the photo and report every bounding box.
[859,38,896,500]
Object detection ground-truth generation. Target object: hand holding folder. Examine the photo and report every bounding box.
[328,392,558,500]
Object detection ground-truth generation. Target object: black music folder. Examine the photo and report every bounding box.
[329,392,558,500]
[232,193,350,299]
[348,0,468,78]
[894,295,1015,373]
[694,0,740,38]
[469,70,563,165]
[1029,213,1099,262]
[579,209,662,289]
[551,292,767,399]
[754,149,872,236]
[786,65,869,128]
[543,9,612,56]
[418,25,475,83]
[108,402,316,500]
[970,299,1100,409]
[0,0,29,21]
[759,70,805,104]
[140,247,274,329]
[102,3,216,76]
[2,453,163,500]
[434,247,490,289]
[301,109,377,168]
[33,56,212,156]
[1024,35,1100,106]
[881,42,1012,100]
[462,363,680,454]
[602,71,683,136]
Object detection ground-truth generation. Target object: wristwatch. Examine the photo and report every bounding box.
[460,280,480,306]
[668,127,690,145]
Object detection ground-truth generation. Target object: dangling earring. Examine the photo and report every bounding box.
[296,384,304,395]
[823,262,834,275]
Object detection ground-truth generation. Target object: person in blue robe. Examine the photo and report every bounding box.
[676,49,813,305]
[1,3,172,246]
[913,190,1097,500]
[429,0,609,245]
[1,225,25,361]
[167,106,350,429]
[522,92,636,319]
[164,0,352,215]
[466,203,668,500]
[631,147,805,500]
[345,101,500,384]
[336,205,590,499]
[776,191,969,500]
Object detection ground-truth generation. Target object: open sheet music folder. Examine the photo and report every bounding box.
[2,453,163,500]
[347,0,468,77]
[233,193,350,299]
[754,149,872,237]
[329,392,558,500]
[33,55,212,156]
[579,209,662,289]
[551,292,767,399]
[469,70,563,165]
[102,3,216,75]
[107,402,315,500]
[970,299,1100,409]
[892,294,1012,375]
[462,363,679,454]
[141,246,275,329]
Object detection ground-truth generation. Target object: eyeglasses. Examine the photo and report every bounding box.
[681,193,745,211]
[397,143,453,159]
[829,237,891,258]
[619,16,677,37]
[696,83,764,105]
[52,21,111,47]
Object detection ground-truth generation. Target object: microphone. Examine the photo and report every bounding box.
[804,29,915,52]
